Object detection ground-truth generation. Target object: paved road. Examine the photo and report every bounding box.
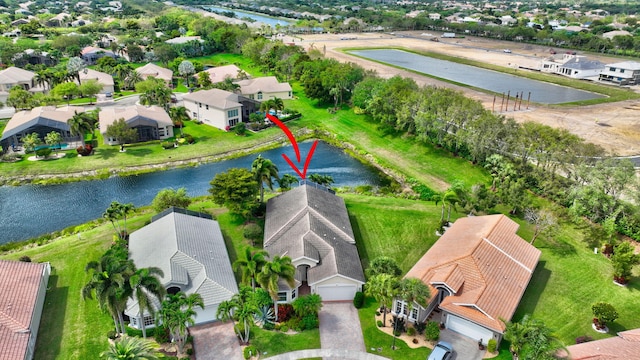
[265,349,390,359]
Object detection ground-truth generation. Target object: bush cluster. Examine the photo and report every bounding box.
[161,141,175,149]
[277,304,294,323]
[243,345,258,359]
[353,291,364,308]
[425,321,440,341]
[35,147,52,157]
[487,339,497,353]
[154,325,170,344]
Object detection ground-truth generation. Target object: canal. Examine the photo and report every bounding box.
[0,141,381,243]
[348,49,605,104]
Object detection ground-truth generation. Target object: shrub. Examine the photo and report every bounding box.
[243,223,263,244]
[487,339,497,353]
[263,321,275,330]
[76,144,93,156]
[277,304,294,323]
[186,348,193,355]
[151,188,192,212]
[413,321,427,335]
[576,335,593,344]
[425,321,440,341]
[35,147,52,157]
[125,326,156,337]
[19,256,31,262]
[274,323,281,331]
[377,320,383,327]
[407,327,416,336]
[244,345,258,359]
[390,316,406,333]
[182,133,195,144]
[286,317,302,332]
[301,314,319,330]
[592,302,618,327]
[107,330,117,340]
[154,325,170,344]
[280,325,289,333]
[235,122,247,136]
[353,291,364,308]
[161,141,175,149]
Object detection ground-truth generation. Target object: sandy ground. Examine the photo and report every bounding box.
[293,31,640,156]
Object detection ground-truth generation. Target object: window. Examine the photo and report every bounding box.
[192,112,197,117]
[206,105,209,110]
[227,109,239,118]
[199,102,202,108]
[278,292,287,302]
[249,94,254,100]
[621,69,625,73]
[610,67,616,72]
[257,91,263,100]
[229,118,238,126]
[291,288,297,300]
[288,91,292,97]
[394,300,419,322]
[143,316,155,326]
[158,128,165,137]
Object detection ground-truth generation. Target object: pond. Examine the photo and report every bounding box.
[0,141,381,243]
[348,49,605,104]
[204,6,294,27]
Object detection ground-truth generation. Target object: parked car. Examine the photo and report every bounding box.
[427,341,453,360]
[503,49,512,53]
[105,92,113,98]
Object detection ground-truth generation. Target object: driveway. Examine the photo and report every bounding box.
[439,328,484,360]
[319,302,365,352]
[190,321,242,360]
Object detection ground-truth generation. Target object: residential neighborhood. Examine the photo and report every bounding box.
[1,0,640,359]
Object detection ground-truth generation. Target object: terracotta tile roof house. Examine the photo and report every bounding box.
[235,76,293,101]
[78,68,115,94]
[0,106,85,150]
[264,183,365,302]
[395,214,541,345]
[559,328,640,359]
[135,63,173,85]
[99,104,174,145]
[125,207,238,327]
[0,260,51,360]
[182,88,259,130]
[201,64,241,84]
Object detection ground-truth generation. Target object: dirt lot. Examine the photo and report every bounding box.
[294,32,640,156]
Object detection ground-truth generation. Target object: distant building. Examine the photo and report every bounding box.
[165,36,204,45]
[80,46,118,65]
[78,69,115,94]
[0,66,41,104]
[540,54,604,79]
[235,76,293,101]
[183,88,259,130]
[599,61,640,86]
[0,106,85,150]
[202,64,241,84]
[135,63,173,86]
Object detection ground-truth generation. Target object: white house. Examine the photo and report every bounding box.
[263,182,366,302]
[126,208,239,328]
[78,68,115,94]
[236,76,293,101]
[599,61,640,86]
[0,66,42,104]
[182,88,243,130]
[0,260,51,360]
[539,54,604,79]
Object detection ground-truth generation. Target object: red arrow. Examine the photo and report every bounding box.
[267,114,317,180]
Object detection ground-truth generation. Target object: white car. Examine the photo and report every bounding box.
[503,49,512,53]
[428,341,453,360]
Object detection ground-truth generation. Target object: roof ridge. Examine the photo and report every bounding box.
[0,309,29,333]
[307,206,354,244]
[265,207,308,245]
[482,237,534,273]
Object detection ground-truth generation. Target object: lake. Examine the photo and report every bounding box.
[349,49,605,104]
[204,6,293,27]
[0,142,381,243]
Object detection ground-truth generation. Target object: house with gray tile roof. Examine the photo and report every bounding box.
[125,207,239,328]
[183,88,259,130]
[264,183,365,302]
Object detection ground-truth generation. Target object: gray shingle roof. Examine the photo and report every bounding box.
[128,209,238,310]
[561,57,604,70]
[264,185,365,285]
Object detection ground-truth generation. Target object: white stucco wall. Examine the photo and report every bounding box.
[184,99,239,130]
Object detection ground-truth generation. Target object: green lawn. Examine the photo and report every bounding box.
[0,120,289,180]
[359,297,430,360]
[251,328,321,357]
[286,86,490,191]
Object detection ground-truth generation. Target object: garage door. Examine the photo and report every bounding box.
[446,315,494,344]
[316,284,357,301]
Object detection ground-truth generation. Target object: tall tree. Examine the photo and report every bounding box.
[68,111,94,146]
[366,256,402,278]
[103,201,135,240]
[151,188,192,212]
[106,118,138,152]
[233,246,269,289]
[100,336,160,360]
[44,131,63,153]
[251,155,279,203]
[396,277,430,324]
[51,82,80,105]
[209,168,259,217]
[6,87,35,110]
[365,274,398,327]
[256,255,296,320]
[178,60,195,88]
[82,245,135,334]
[129,267,166,338]
[79,79,104,105]
[66,56,86,84]
[136,78,172,110]
[278,174,298,191]
[160,292,204,355]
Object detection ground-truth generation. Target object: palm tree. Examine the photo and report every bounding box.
[82,246,135,334]
[365,274,398,327]
[252,155,279,203]
[68,111,94,146]
[100,336,160,360]
[435,187,459,225]
[160,292,204,355]
[396,277,430,324]
[272,97,284,111]
[169,106,189,136]
[256,255,296,321]
[216,288,258,344]
[129,267,166,338]
[278,173,298,191]
[308,174,334,187]
[233,246,269,289]
[259,99,276,112]
[124,71,143,90]
[44,131,63,154]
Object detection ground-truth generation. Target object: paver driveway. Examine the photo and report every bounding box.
[439,328,484,360]
[190,321,242,360]
[319,302,366,352]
